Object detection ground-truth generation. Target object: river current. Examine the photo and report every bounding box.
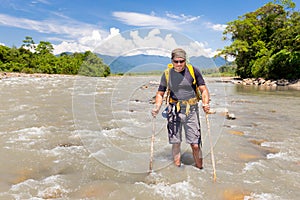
[0,75,299,200]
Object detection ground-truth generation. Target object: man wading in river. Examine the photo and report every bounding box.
[151,48,210,169]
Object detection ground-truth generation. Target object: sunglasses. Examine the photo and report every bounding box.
[173,59,185,64]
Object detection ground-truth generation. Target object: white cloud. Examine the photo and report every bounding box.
[165,12,200,23]
[93,28,215,58]
[0,13,108,39]
[53,28,120,55]
[113,11,201,29]
[31,0,50,5]
[205,22,227,31]
[0,12,218,57]
[53,41,91,55]
[112,11,180,30]
[54,27,217,58]
[52,27,217,57]
[109,27,120,37]
[0,13,111,54]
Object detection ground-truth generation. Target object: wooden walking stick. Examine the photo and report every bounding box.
[205,113,217,182]
[149,116,155,173]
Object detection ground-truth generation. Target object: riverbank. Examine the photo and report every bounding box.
[0,72,74,79]
[219,76,300,90]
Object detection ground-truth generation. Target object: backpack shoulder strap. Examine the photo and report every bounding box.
[164,63,174,105]
[186,64,202,100]
[164,63,201,102]
[165,63,173,85]
[186,63,196,85]
[165,63,196,85]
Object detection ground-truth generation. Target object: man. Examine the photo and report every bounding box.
[151,48,210,169]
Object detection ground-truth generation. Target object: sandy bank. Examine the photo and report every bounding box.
[0,72,75,79]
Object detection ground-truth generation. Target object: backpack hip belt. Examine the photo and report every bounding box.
[170,97,198,115]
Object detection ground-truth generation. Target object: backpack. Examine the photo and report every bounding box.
[164,63,201,103]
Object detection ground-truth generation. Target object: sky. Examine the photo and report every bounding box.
[1,0,300,58]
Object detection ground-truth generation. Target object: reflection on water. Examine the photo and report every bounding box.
[0,75,299,199]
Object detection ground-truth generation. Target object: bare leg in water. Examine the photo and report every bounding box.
[172,143,181,167]
[191,143,203,169]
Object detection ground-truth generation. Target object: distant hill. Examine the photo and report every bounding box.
[97,54,228,74]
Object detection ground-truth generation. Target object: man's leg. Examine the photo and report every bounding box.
[172,143,181,167]
[191,143,203,169]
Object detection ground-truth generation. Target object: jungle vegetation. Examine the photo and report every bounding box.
[0,36,110,77]
[219,0,300,79]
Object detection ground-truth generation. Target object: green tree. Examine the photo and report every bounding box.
[79,51,110,77]
[22,36,35,52]
[274,0,296,9]
[220,1,300,79]
[35,41,54,55]
[0,37,111,76]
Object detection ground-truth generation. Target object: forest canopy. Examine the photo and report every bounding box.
[0,36,110,77]
[219,0,300,79]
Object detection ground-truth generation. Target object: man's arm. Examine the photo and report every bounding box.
[151,91,165,117]
[198,85,210,113]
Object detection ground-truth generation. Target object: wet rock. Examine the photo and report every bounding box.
[249,139,266,146]
[288,79,300,89]
[249,139,280,156]
[58,143,77,147]
[222,189,251,200]
[223,108,236,120]
[226,113,236,120]
[276,79,289,86]
[228,130,244,136]
[144,172,169,185]
[259,146,280,156]
[230,77,299,88]
[149,95,156,104]
[242,78,256,85]
[149,80,159,85]
[238,153,261,161]
[140,85,149,89]
[41,188,64,199]
[231,99,253,104]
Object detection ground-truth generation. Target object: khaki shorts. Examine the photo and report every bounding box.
[166,104,201,145]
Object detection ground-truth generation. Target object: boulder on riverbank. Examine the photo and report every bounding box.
[227,77,300,89]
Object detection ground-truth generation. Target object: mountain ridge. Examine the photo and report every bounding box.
[97,54,228,73]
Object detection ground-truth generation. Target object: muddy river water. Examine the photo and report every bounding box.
[0,75,299,199]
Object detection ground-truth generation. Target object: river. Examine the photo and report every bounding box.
[0,75,299,200]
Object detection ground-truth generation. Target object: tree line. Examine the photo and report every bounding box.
[219,0,300,80]
[0,36,110,77]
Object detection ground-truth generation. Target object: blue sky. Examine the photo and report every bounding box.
[1,0,299,58]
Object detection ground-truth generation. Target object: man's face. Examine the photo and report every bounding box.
[172,58,186,72]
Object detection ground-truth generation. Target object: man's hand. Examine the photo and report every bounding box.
[151,91,164,117]
[202,104,210,113]
[151,104,160,117]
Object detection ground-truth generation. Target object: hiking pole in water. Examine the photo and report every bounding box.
[149,116,155,173]
[205,113,217,182]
